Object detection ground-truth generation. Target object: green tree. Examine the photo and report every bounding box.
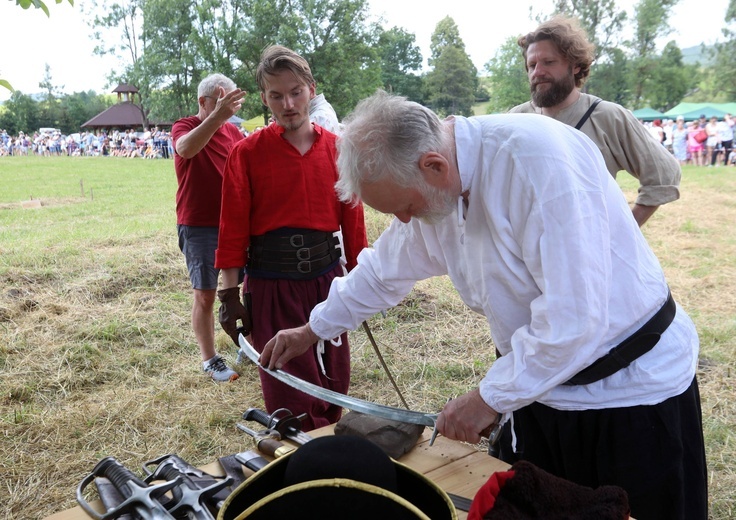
[627,0,679,108]
[59,91,113,133]
[483,36,530,114]
[640,41,698,111]
[429,16,466,66]
[375,27,424,102]
[0,90,113,134]
[36,64,63,130]
[425,45,477,117]
[424,16,477,117]
[138,0,198,121]
[547,0,627,61]
[88,0,144,65]
[38,64,63,100]
[711,0,736,100]
[13,0,73,17]
[586,47,632,106]
[87,0,381,123]
[86,0,147,115]
[0,91,40,134]
[294,0,382,118]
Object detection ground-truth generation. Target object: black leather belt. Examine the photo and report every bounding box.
[250,230,338,251]
[248,230,341,279]
[250,237,335,261]
[564,290,676,386]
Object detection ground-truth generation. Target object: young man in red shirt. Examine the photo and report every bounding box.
[216,46,367,430]
[173,73,246,382]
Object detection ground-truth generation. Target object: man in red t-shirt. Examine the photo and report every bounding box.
[173,73,245,382]
[216,46,367,430]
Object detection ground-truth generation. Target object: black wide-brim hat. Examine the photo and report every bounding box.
[218,435,457,520]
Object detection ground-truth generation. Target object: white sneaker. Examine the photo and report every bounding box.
[203,355,239,382]
[235,346,249,365]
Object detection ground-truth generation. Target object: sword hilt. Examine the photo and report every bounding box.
[77,456,179,520]
[242,407,271,427]
[97,456,148,492]
[243,407,312,445]
[93,477,134,520]
[268,408,309,432]
[142,454,233,520]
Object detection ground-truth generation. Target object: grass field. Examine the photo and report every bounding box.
[1,156,735,519]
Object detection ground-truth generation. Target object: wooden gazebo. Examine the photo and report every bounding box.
[81,83,149,130]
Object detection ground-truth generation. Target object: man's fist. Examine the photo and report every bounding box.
[217,286,251,346]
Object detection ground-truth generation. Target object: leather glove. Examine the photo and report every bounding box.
[217,286,252,346]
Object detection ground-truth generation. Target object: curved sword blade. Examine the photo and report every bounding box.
[238,335,438,429]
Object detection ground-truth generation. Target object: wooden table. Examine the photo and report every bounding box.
[46,425,508,520]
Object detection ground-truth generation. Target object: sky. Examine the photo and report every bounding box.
[0,0,730,103]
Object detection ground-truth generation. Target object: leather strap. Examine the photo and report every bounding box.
[250,230,338,251]
[564,290,676,386]
[575,98,602,130]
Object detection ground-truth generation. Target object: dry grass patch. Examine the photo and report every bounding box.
[0,162,734,518]
[623,169,736,517]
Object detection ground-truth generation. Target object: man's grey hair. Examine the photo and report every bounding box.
[197,73,236,98]
[336,90,450,202]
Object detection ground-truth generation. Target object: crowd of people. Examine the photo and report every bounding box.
[643,113,735,167]
[3,115,734,170]
[0,126,186,158]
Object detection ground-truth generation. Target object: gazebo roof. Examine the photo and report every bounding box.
[112,83,139,94]
[81,101,147,129]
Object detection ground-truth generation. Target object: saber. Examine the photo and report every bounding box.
[238,335,440,443]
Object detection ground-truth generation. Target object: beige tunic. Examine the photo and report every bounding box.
[510,92,681,207]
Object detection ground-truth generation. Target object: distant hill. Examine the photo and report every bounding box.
[681,44,715,66]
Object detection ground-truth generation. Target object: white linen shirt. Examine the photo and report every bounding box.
[310,113,698,414]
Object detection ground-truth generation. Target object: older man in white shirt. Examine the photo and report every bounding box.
[261,91,707,520]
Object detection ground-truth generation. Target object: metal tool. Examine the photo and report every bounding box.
[142,454,233,520]
[76,456,179,520]
[242,407,314,446]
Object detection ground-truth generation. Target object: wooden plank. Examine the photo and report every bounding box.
[425,451,507,501]
[399,436,484,475]
[45,502,102,520]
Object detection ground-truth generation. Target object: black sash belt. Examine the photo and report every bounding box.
[564,290,676,386]
[248,230,341,279]
[250,230,338,251]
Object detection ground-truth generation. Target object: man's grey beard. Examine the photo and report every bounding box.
[416,181,457,225]
[530,69,576,108]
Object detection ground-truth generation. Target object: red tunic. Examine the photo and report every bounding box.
[215,123,366,270]
[216,123,368,430]
[172,117,244,226]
